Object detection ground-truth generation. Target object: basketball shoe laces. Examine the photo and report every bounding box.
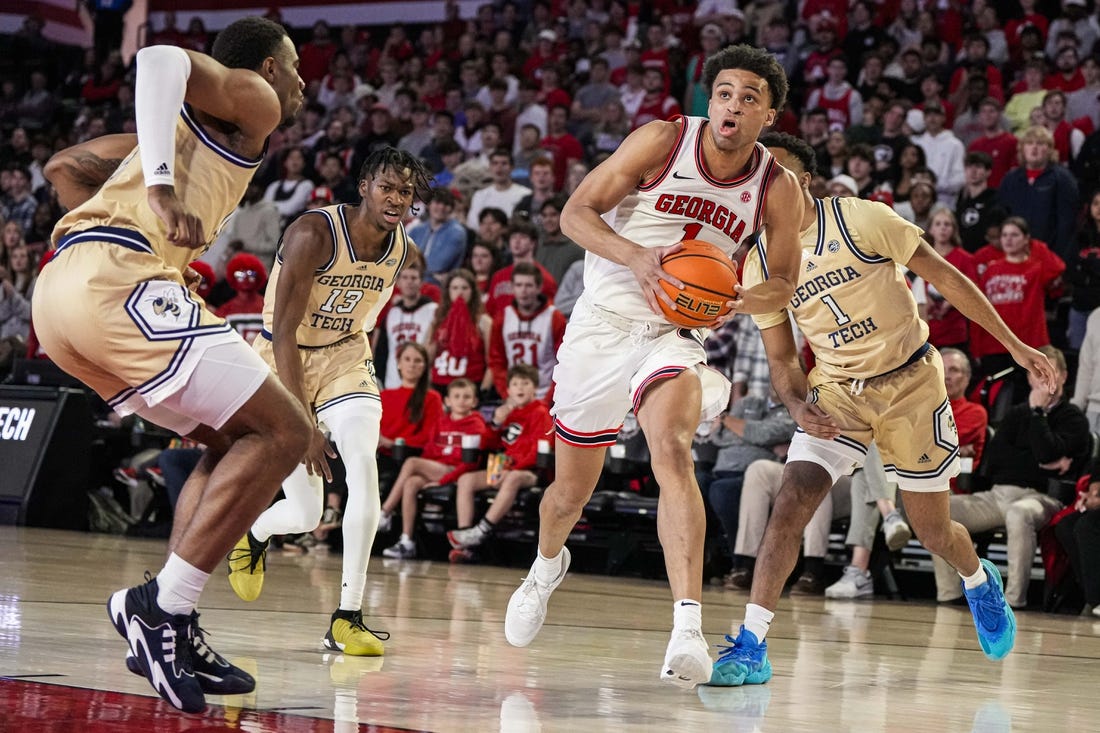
[189,615,219,667]
[716,633,758,667]
[344,610,391,642]
[969,584,1004,633]
[514,576,549,618]
[227,541,265,573]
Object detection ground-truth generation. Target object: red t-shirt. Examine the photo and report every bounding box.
[379,387,444,449]
[486,400,554,471]
[971,247,1066,358]
[951,396,988,493]
[485,263,558,319]
[925,247,978,348]
[422,411,490,484]
[968,132,1018,189]
[540,132,585,190]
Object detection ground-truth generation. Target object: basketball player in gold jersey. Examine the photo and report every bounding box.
[504,45,805,689]
[226,147,431,657]
[709,132,1057,687]
[36,18,308,713]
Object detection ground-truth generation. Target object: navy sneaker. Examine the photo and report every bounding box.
[108,577,205,713]
[125,611,255,695]
[709,625,773,687]
[963,559,1016,661]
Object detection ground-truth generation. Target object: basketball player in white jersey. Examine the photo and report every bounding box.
[226,147,432,657]
[36,18,308,712]
[710,132,1057,686]
[503,45,806,689]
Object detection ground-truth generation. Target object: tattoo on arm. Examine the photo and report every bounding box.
[63,151,125,188]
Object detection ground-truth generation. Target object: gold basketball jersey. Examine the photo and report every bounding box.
[744,196,929,381]
[262,204,410,348]
[52,105,262,273]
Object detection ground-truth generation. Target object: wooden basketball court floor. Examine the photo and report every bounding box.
[2,527,1099,733]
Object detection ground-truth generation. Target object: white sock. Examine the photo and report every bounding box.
[961,564,988,590]
[156,553,210,616]
[673,599,702,631]
[533,548,563,584]
[400,533,413,545]
[743,603,775,642]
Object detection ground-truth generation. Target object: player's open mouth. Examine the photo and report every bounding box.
[721,119,738,132]
[383,209,401,222]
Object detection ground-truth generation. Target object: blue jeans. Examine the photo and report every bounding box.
[157,448,203,509]
[703,470,745,557]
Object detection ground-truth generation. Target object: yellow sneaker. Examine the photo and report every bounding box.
[321,610,388,656]
[226,532,268,602]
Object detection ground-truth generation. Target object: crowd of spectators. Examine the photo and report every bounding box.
[3,0,1100,608]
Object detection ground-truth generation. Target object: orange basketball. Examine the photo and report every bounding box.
[657,239,739,328]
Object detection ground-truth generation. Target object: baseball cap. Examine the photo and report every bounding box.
[310,186,334,203]
[827,174,859,196]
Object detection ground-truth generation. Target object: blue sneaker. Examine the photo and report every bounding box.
[963,559,1016,661]
[124,611,255,695]
[709,626,773,686]
[108,576,205,713]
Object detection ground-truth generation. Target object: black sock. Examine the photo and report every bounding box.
[802,557,824,577]
[476,517,494,534]
[734,554,755,571]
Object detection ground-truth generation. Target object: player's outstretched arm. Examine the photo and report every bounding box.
[44,134,137,210]
[907,240,1057,393]
[759,323,840,440]
[272,215,338,480]
[560,119,687,316]
[735,167,804,315]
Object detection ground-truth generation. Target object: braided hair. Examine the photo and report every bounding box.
[357,146,434,205]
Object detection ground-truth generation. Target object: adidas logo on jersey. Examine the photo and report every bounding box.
[918,453,931,464]
[805,261,817,272]
[154,162,170,176]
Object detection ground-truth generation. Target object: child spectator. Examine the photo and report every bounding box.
[446,364,553,559]
[380,378,489,559]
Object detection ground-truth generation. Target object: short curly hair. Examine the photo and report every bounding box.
[211,16,289,71]
[759,132,817,177]
[702,44,790,112]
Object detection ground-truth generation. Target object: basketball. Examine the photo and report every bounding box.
[657,239,739,328]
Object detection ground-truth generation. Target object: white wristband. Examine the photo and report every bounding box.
[135,45,192,189]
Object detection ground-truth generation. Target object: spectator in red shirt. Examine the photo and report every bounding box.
[1046,45,1086,93]
[299,20,338,89]
[486,220,558,319]
[632,66,683,130]
[972,217,1066,379]
[540,105,584,191]
[488,262,567,402]
[968,97,1018,188]
[380,341,446,457]
[915,209,979,353]
[446,364,554,558]
[941,348,989,494]
[379,378,489,559]
[950,35,1005,104]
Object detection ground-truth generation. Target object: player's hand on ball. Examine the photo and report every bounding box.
[629,241,684,317]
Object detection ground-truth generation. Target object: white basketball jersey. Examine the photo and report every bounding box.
[382,298,438,389]
[584,115,781,324]
[500,303,561,399]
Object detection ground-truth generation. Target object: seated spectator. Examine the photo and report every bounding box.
[263,146,315,228]
[824,445,910,600]
[895,180,937,230]
[540,105,585,191]
[955,151,1006,254]
[1053,472,1100,617]
[692,388,797,587]
[933,346,1090,609]
[487,262,565,402]
[8,243,36,298]
[466,148,531,228]
[467,239,502,302]
[2,167,37,234]
[889,143,929,203]
[379,342,446,478]
[376,261,438,390]
[941,348,990,492]
[631,66,682,130]
[379,378,488,559]
[427,269,493,394]
[0,264,31,377]
[534,196,584,285]
[730,456,850,594]
[407,187,467,286]
[446,364,553,559]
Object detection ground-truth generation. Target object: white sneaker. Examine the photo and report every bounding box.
[377,512,392,534]
[660,627,711,689]
[505,547,571,647]
[883,511,912,551]
[825,566,874,599]
[382,539,415,559]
